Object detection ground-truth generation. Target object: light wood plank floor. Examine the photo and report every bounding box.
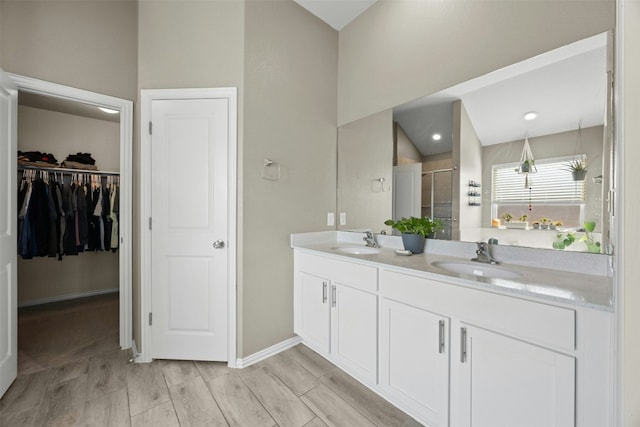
[0,294,423,426]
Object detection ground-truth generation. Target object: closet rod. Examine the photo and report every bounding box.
[18,164,120,177]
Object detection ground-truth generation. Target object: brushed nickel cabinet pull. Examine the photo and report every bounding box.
[439,320,445,354]
[331,285,336,307]
[460,327,467,363]
[322,282,327,304]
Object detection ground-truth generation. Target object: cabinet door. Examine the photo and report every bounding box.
[379,298,449,427]
[330,283,378,383]
[454,325,575,427]
[299,272,331,354]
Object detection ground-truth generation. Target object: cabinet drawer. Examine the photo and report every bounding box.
[296,251,378,292]
[381,269,575,352]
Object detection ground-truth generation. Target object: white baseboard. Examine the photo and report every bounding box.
[131,339,141,361]
[236,336,302,369]
[18,288,119,308]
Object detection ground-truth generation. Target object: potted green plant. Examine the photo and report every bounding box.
[567,159,587,181]
[501,212,513,223]
[520,160,533,173]
[540,217,550,229]
[384,216,443,254]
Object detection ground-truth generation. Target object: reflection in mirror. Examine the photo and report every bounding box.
[337,32,612,253]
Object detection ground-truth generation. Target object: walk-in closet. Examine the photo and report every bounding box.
[16,91,121,371]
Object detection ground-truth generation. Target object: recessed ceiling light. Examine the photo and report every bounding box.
[523,111,538,121]
[99,107,119,114]
[432,133,442,141]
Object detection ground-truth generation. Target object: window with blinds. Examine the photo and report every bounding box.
[491,155,586,228]
[492,155,586,203]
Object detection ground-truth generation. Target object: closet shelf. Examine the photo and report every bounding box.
[18,164,120,176]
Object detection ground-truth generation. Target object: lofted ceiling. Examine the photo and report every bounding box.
[292,1,607,158]
[394,33,607,156]
[294,0,377,30]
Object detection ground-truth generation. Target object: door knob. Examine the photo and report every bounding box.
[213,240,225,249]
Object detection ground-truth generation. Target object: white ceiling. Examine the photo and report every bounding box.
[19,91,120,123]
[294,0,377,30]
[394,33,607,156]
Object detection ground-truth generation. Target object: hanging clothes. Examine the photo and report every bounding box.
[76,182,88,252]
[87,179,101,251]
[109,180,119,252]
[63,182,78,256]
[17,167,119,260]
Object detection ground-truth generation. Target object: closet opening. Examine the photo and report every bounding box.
[9,74,133,370]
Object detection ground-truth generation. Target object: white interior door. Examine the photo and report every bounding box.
[0,68,18,398]
[151,98,229,361]
[393,163,422,220]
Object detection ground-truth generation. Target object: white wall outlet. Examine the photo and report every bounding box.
[327,212,335,227]
[339,212,347,226]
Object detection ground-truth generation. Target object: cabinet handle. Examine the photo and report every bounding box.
[322,282,327,304]
[331,285,336,308]
[439,320,445,354]
[460,327,467,363]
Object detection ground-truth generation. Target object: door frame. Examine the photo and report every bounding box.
[8,73,134,350]
[140,88,237,365]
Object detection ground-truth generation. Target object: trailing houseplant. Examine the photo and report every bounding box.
[384,216,443,254]
[553,232,576,250]
[551,222,600,253]
[580,221,601,253]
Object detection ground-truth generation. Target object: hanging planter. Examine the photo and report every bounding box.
[568,124,588,181]
[572,170,587,181]
[567,158,587,181]
[516,135,537,175]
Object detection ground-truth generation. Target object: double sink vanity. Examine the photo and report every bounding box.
[292,231,613,427]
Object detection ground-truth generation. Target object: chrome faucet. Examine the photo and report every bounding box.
[363,231,380,248]
[471,241,500,264]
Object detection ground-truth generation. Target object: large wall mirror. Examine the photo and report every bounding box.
[337,32,614,254]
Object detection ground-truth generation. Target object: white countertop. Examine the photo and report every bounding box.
[291,232,614,312]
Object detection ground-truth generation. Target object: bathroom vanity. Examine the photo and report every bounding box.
[292,232,613,427]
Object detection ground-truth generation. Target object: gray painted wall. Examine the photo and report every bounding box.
[242,0,337,356]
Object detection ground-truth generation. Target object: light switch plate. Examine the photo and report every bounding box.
[327,212,335,227]
[339,212,347,225]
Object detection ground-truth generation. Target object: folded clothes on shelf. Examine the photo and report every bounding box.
[65,152,96,165]
[60,160,98,170]
[17,150,59,165]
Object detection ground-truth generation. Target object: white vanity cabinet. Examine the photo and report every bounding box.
[379,298,450,427]
[294,251,378,384]
[293,248,612,427]
[297,271,331,353]
[380,268,610,427]
[454,324,575,427]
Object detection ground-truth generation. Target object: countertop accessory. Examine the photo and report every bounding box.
[395,249,413,256]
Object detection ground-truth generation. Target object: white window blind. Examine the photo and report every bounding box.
[492,155,586,203]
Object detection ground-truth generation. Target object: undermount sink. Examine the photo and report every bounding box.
[431,260,522,280]
[332,246,381,255]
